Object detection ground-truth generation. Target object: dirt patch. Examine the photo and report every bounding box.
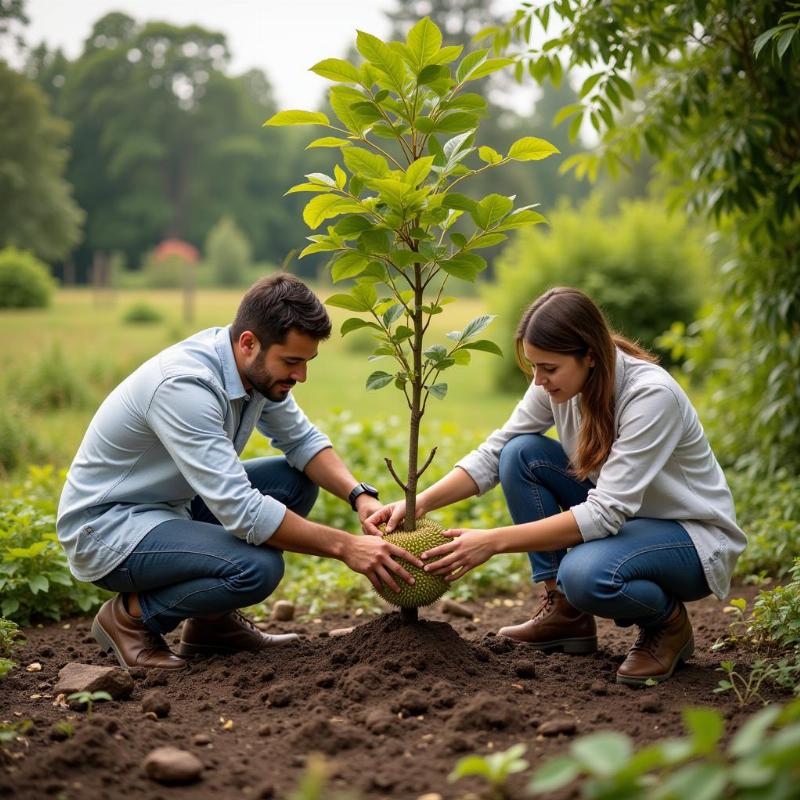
[0,584,789,799]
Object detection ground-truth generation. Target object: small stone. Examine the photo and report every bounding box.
[257,724,272,737]
[143,711,159,721]
[417,794,443,800]
[271,600,295,622]
[142,690,171,718]
[143,747,204,785]
[439,599,474,619]
[26,662,43,672]
[589,681,607,695]
[54,662,134,700]
[538,716,577,737]
[638,697,663,714]
[192,734,212,745]
[329,627,354,637]
[513,660,536,679]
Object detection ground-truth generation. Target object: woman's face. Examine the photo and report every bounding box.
[523,343,594,403]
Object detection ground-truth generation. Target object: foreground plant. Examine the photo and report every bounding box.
[449,743,529,800]
[266,17,557,615]
[0,617,23,679]
[67,690,112,718]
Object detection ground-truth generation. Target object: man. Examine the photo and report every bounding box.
[57,274,420,670]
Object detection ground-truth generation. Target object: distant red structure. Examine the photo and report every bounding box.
[153,239,199,264]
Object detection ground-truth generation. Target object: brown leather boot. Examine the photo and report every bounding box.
[91,595,186,670]
[616,602,694,686]
[497,587,597,653]
[177,611,299,657]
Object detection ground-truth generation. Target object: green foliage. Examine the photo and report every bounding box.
[0,246,56,309]
[121,301,163,325]
[0,719,32,745]
[0,398,42,475]
[0,617,23,679]
[287,754,360,800]
[204,216,253,287]
[0,465,109,623]
[267,16,557,525]
[488,0,800,477]
[67,690,112,717]
[713,659,795,707]
[749,559,800,651]
[0,63,83,262]
[18,344,93,412]
[485,197,707,391]
[528,700,800,799]
[449,743,528,799]
[140,251,192,290]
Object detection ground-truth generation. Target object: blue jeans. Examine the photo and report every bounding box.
[93,457,318,635]
[498,434,710,628]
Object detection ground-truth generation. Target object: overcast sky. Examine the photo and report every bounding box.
[14,0,524,109]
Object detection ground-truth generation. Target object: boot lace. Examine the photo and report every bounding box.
[232,611,259,632]
[631,625,666,656]
[531,588,558,621]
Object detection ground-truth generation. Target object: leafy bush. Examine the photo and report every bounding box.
[0,246,55,309]
[0,465,109,623]
[205,216,252,287]
[529,701,800,798]
[484,197,709,391]
[0,617,23,679]
[0,398,42,475]
[140,251,190,289]
[18,345,93,412]
[121,302,163,325]
[749,558,800,651]
[248,412,528,615]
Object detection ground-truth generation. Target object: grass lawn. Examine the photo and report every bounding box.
[0,286,521,471]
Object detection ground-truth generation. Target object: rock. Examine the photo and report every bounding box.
[513,659,537,679]
[141,690,171,718]
[192,733,212,745]
[329,627,354,637]
[538,716,577,737]
[54,662,134,700]
[394,689,429,716]
[271,600,295,622]
[638,697,663,714]
[439,599,474,619]
[417,794,443,800]
[589,681,607,695]
[257,724,272,737]
[143,746,204,785]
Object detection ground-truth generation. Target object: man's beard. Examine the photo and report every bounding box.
[244,362,295,402]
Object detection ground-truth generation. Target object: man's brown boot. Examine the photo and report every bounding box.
[177,611,299,657]
[497,587,597,653]
[616,602,694,686]
[92,595,186,670]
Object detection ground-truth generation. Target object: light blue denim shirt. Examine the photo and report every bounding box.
[57,326,332,582]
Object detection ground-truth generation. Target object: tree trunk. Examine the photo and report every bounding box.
[404,265,424,532]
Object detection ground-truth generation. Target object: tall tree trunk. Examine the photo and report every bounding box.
[404,264,424,532]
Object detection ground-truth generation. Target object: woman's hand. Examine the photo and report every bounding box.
[421,528,497,582]
[363,498,425,536]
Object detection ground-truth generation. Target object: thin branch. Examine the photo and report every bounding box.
[416,446,438,480]
[385,458,409,492]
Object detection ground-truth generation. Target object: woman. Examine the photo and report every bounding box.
[366,287,746,685]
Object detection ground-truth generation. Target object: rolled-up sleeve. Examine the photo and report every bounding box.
[456,381,555,495]
[146,376,286,545]
[571,383,685,541]
[256,395,332,471]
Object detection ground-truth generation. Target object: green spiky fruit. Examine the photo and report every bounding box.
[374,517,451,608]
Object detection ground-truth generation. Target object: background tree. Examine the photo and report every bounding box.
[205,215,252,286]
[485,0,800,474]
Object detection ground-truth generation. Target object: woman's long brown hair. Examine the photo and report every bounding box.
[515,287,658,480]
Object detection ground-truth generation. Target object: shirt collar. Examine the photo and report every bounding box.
[214,325,249,401]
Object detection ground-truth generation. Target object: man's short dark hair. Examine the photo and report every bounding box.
[231,273,332,349]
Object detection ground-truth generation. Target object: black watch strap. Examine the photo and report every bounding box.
[348,482,379,511]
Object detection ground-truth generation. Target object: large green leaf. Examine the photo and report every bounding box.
[299,239,341,258]
[330,86,371,135]
[306,137,353,150]
[405,156,435,187]
[461,314,495,341]
[495,208,547,230]
[478,145,503,164]
[341,318,382,336]
[570,732,633,777]
[356,30,407,94]
[427,383,448,399]
[465,57,514,81]
[507,136,560,161]
[331,252,369,282]
[334,216,372,236]
[264,110,330,127]
[461,339,503,356]
[407,16,442,71]
[284,183,334,195]
[326,293,370,312]
[474,194,513,229]
[369,178,414,209]
[310,58,361,83]
[438,252,486,281]
[366,371,394,390]
[343,148,390,179]
[467,232,507,249]
[433,112,479,133]
[303,195,364,229]
[455,49,489,83]
[442,193,478,213]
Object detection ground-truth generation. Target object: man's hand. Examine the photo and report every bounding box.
[355,494,383,534]
[341,534,424,594]
[421,528,497,582]
[364,498,426,536]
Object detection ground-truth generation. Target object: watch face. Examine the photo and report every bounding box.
[362,483,377,494]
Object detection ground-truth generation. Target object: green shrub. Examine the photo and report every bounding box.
[484,197,709,392]
[0,465,109,623]
[0,398,41,475]
[19,345,93,411]
[205,216,252,287]
[0,247,56,309]
[0,617,23,679]
[140,252,190,289]
[749,558,800,652]
[121,302,163,325]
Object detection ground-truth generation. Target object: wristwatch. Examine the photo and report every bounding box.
[348,482,379,511]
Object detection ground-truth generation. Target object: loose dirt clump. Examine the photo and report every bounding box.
[0,585,792,799]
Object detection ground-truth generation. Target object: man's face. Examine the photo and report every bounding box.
[242,329,319,402]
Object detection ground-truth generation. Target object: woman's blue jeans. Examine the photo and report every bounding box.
[93,457,318,635]
[498,434,710,628]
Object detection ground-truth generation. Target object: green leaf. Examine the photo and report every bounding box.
[417,64,445,85]
[310,58,361,83]
[442,193,477,213]
[433,112,479,133]
[439,252,486,281]
[474,194,513,229]
[508,137,560,161]
[27,575,49,594]
[334,216,372,236]
[729,705,783,757]
[658,763,728,800]
[330,86,371,135]
[407,16,442,71]
[428,383,448,399]
[264,110,330,127]
[496,208,547,230]
[405,156,435,187]
[334,164,347,189]
[478,145,503,164]
[1,598,19,617]
[303,195,364,229]
[684,707,725,754]
[465,57,514,81]
[777,28,795,59]
[341,318,381,336]
[553,103,584,126]
[383,304,405,327]
[368,178,415,209]
[613,74,635,100]
[449,754,491,781]
[356,30,407,94]
[455,49,488,83]
[570,733,632,777]
[284,183,334,195]
[366,371,394,390]
[528,756,580,793]
[579,72,604,98]
[461,339,503,356]
[331,252,369,282]
[430,45,463,64]
[343,148,390,179]
[326,293,369,312]
[467,232,507,249]
[306,137,352,150]
[461,314,495,341]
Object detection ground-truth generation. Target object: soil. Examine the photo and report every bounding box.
[0,583,789,800]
